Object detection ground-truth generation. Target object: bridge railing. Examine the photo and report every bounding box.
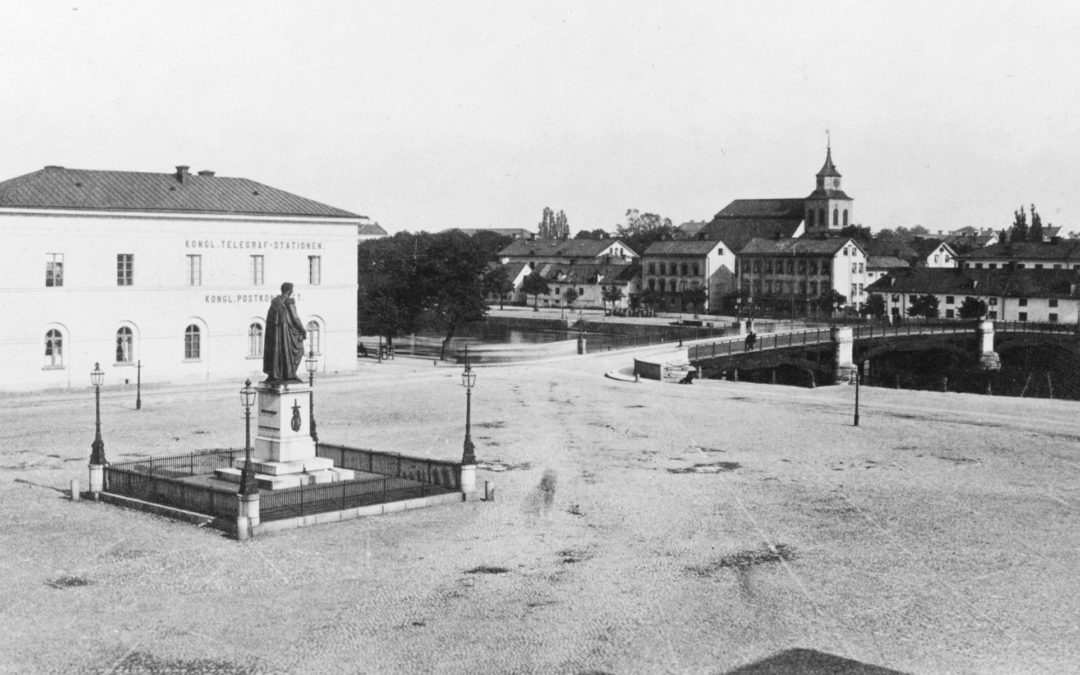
[994,320,1077,335]
[688,328,833,361]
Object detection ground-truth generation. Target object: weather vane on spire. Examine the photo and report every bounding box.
[826,128,831,150]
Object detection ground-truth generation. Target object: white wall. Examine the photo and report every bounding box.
[3,210,359,391]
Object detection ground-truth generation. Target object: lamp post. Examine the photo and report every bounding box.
[90,362,106,465]
[853,364,861,427]
[461,345,477,465]
[135,359,142,410]
[305,349,319,442]
[239,379,259,496]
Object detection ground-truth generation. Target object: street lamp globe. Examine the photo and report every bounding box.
[90,362,104,389]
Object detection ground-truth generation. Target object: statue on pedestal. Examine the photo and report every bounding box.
[263,282,307,383]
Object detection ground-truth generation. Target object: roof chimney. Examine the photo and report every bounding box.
[197,170,215,177]
[175,165,190,183]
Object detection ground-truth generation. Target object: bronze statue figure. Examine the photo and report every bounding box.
[263,282,307,383]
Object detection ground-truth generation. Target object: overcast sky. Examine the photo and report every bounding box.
[2,1,1078,236]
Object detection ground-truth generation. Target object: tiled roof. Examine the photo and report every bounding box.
[713,198,806,220]
[806,187,852,200]
[697,218,803,251]
[740,237,862,257]
[538,262,639,285]
[0,166,364,218]
[675,220,708,238]
[867,255,910,270]
[908,238,953,259]
[866,267,1080,298]
[498,238,635,259]
[642,240,724,256]
[963,240,1080,261]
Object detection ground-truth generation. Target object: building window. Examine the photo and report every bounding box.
[946,296,954,304]
[934,255,940,264]
[808,210,815,228]
[115,327,133,363]
[249,323,263,358]
[692,262,699,276]
[946,309,955,319]
[1018,312,1028,322]
[44,329,63,368]
[1016,264,1025,269]
[975,263,983,269]
[989,298,998,306]
[680,263,688,276]
[843,209,849,227]
[989,263,997,269]
[658,263,665,275]
[851,263,857,274]
[554,287,561,295]
[1035,264,1043,269]
[579,288,584,295]
[186,255,202,286]
[307,321,321,355]
[251,255,264,286]
[891,294,900,302]
[858,263,864,273]
[184,324,201,360]
[648,263,655,275]
[1049,313,1059,323]
[647,279,655,291]
[818,208,824,226]
[117,254,134,286]
[46,253,64,287]
[1049,299,1059,307]
[1018,298,1028,306]
[1054,264,1062,270]
[309,256,322,285]
[988,310,997,319]
[833,208,839,226]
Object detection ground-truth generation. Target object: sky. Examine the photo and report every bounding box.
[2,1,1079,236]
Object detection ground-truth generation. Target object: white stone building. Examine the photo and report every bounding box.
[1,165,382,391]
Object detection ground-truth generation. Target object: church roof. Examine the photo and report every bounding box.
[713,198,806,220]
[0,165,365,218]
[697,218,804,252]
[816,146,842,178]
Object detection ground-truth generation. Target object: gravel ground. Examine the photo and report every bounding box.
[1,345,1078,674]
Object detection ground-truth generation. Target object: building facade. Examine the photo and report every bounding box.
[868,268,1080,322]
[640,240,734,312]
[737,237,868,311]
[1,165,378,391]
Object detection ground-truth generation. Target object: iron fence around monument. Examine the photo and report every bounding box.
[105,449,243,519]
[103,445,462,523]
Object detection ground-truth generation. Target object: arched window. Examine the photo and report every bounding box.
[248,323,263,358]
[807,209,815,228]
[44,329,63,368]
[833,208,839,226]
[818,209,825,226]
[184,324,201,360]
[115,327,133,363]
[843,209,849,228]
[306,321,321,355]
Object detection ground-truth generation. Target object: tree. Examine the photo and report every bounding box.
[616,209,674,255]
[484,265,515,310]
[958,296,987,320]
[638,288,660,312]
[839,224,873,243]
[358,229,510,359]
[575,228,610,240]
[1011,205,1028,243]
[601,284,625,313]
[521,271,550,311]
[681,287,708,314]
[563,287,579,312]
[907,294,940,318]
[538,207,570,240]
[815,289,847,316]
[1029,204,1043,242]
[860,294,887,319]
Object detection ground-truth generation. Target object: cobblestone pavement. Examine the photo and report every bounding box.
[1,350,1079,674]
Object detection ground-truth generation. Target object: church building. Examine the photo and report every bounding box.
[1,165,382,391]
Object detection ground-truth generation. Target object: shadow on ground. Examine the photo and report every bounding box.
[724,648,908,674]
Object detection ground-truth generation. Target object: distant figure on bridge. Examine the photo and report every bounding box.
[744,331,756,351]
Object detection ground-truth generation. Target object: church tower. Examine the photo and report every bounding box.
[804,143,853,234]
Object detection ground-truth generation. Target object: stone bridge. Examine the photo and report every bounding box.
[675,320,1078,385]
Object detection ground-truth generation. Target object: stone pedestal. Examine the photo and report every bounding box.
[832,326,857,384]
[216,382,354,489]
[976,320,1002,371]
[88,463,105,496]
[460,464,477,495]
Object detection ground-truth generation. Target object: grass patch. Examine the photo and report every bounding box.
[45,576,92,589]
[465,565,510,575]
[687,544,796,576]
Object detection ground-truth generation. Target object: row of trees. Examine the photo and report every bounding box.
[858,294,986,320]
[357,230,513,359]
[537,207,570,240]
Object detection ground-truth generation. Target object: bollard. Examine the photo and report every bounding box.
[236,516,250,541]
[484,480,495,502]
[70,479,80,501]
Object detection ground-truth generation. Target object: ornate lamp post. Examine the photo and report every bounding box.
[305,349,319,442]
[90,362,106,465]
[239,379,259,496]
[461,346,477,465]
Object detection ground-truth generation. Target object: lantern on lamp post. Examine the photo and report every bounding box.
[239,379,258,496]
[89,362,106,466]
[305,349,319,442]
[461,346,477,465]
